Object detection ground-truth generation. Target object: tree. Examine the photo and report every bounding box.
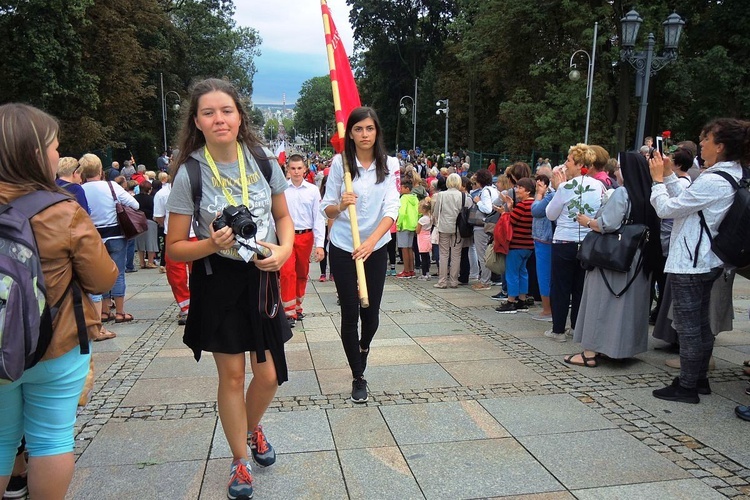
[294,76,336,135]
[264,118,279,141]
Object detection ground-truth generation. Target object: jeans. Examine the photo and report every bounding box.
[673,269,723,389]
[125,238,136,271]
[105,237,127,298]
[506,248,532,298]
[473,227,491,284]
[550,242,585,334]
[534,241,552,297]
[329,244,388,379]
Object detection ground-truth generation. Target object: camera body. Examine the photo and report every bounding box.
[212,205,257,239]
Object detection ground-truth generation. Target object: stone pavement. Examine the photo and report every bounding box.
[65,267,750,499]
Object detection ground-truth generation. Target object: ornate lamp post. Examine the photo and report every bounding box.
[620,10,685,150]
[435,99,449,158]
[398,78,418,152]
[568,22,598,144]
[160,72,181,153]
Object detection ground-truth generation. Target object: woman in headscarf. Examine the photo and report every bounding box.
[563,152,661,367]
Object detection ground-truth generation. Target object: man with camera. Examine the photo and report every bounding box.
[280,154,325,327]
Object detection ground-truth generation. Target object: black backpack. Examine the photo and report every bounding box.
[456,192,474,238]
[697,167,750,270]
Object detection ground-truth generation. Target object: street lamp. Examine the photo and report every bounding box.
[160,72,181,153]
[398,78,418,152]
[436,99,449,158]
[620,10,685,150]
[568,22,598,144]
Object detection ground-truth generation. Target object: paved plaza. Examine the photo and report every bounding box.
[66,268,750,499]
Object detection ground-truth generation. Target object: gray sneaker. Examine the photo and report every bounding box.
[351,377,368,403]
[544,329,568,342]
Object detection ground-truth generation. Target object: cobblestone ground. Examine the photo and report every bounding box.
[72,272,750,499]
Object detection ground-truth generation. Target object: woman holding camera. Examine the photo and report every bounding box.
[165,78,294,500]
[321,106,400,404]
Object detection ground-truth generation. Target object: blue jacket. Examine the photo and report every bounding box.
[531,190,554,243]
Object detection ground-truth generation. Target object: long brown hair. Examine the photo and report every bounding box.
[343,106,389,184]
[172,78,264,175]
[0,103,61,192]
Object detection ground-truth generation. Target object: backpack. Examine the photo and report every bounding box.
[456,192,474,238]
[697,167,750,270]
[0,191,89,384]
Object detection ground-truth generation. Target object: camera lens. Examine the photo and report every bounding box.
[234,219,257,239]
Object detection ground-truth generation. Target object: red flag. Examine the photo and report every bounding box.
[274,141,286,165]
[321,0,360,153]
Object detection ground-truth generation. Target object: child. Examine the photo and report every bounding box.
[396,178,419,278]
[415,197,433,279]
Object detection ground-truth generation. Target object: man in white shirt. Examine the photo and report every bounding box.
[153,174,193,325]
[280,154,325,327]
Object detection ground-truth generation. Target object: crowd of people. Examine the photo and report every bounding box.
[2,77,750,500]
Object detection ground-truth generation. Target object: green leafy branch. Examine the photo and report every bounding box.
[563,179,595,220]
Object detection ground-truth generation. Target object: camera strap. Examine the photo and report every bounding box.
[259,270,280,319]
[204,142,249,207]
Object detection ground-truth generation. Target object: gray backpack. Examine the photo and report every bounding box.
[0,191,88,384]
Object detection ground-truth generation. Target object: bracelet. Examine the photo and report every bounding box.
[586,220,592,228]
[652,181,663,186]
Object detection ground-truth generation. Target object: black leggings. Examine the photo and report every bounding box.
[329,243,388,378]
[420,252,431,275]
[387,232,397,266]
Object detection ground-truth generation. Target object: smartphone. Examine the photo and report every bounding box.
[655,136,664,156]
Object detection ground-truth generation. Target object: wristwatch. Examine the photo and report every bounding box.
[652,181,663,186]
[586,219,592,228]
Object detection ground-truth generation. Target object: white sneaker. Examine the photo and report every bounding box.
[424,274,431,281]
[544,329,568,342]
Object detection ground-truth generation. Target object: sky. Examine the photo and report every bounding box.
[233,1,355,105]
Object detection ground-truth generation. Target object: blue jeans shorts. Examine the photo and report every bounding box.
[0,346,91,475]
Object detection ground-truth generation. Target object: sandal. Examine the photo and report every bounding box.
[101,311,114,322]
[115,312,134,323]
[93,328,117,341]
[145,263,158,269]
[564,351,599,368]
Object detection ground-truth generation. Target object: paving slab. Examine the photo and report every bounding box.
[201,453,349,500]
[309,340,350,370]
[140,355,218,378]
[403,438,562,499]
[275,369,321,398]
[480,394,617,436]
[68,460,205,499]
[518,428,690,490]
[339,447,424,499]
[441,358,546,385]
[401,321,475,337]
[387,311,453,324]
[615,387,750,467]
[572,478,728,499]
[77,417,216,467]
[327,407,396,449]
[366,363,461,392]
[381,401,509,445]
[122,376,217,406]
[284,342,314,371]
[415,334,510,362]
[91,351,120,378]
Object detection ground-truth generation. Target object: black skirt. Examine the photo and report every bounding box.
[183,254,292,385]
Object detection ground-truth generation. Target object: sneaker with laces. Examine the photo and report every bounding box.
[495,301,518,314]
[491,290,508,300]
[351,377,368,403]
[227,458,254,499]
[395,271,413,279]
[544,329,568,342]
[524,297,535,307]
[3,475,27,499]
[248,425,276,467]
[178,311,188,326]
[514,300,529,312]
[318,274,327,282]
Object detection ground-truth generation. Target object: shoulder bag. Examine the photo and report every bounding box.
[107,181,148,240]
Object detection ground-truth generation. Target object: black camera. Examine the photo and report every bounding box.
[212,205,257,239]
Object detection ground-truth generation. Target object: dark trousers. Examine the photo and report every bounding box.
[550,242,585,334]
[412,236,422,267]
[387,233,397,267]
[419,252,431,276]
[673,269,722,389]
[329,244,388,379]
[458,246,470,283]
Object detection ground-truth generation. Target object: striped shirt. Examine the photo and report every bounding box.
[509,198,534,249]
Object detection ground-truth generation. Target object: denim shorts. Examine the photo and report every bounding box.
[0,346,91,475]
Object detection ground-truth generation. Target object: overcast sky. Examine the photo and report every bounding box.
[233,0,355,104]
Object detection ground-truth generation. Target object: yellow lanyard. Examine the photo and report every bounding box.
[204,142,249,207]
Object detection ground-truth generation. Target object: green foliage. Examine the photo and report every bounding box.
[562,178,595,219]
[294,76,335,135]
[264,118,280,141]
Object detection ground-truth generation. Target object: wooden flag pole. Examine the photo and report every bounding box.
[322,1,369,308]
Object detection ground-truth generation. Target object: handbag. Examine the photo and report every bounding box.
[483,210,500,234]
[484,244,506,274]
[576,200,650,297]
[107,181,148,240]
[468,188,490,226]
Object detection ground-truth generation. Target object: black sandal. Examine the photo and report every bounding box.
[564,351,599,368]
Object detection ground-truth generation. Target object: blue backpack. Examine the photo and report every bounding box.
[0,191,88,384]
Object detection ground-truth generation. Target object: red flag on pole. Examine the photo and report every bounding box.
[321,0,360,153]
